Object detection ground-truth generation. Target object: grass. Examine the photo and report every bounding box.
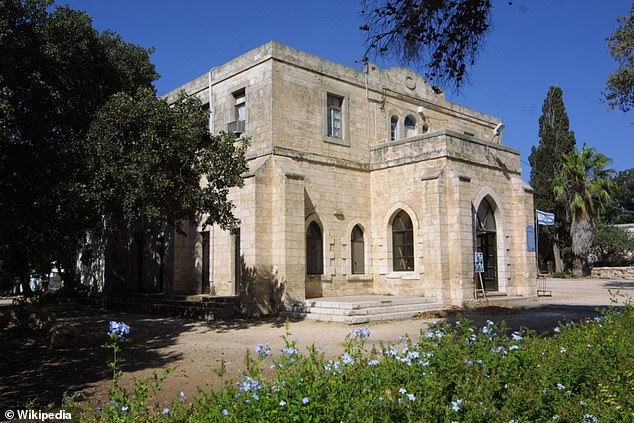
[67,301,633,422]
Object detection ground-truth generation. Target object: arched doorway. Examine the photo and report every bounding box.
[476,198,498,291]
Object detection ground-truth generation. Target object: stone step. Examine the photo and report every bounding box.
[300,296,432,310]
[288,302,435,316]
[281,297,444,324]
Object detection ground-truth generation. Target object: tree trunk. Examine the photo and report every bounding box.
[19,273,33,296]
[571,257,584,277]
[570,217,594,277]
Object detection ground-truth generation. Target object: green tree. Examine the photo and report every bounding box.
[553,144,615,276]
[0,0,157,292]
[591,222,634,266]
[0,1,247,294]
[528,86,576,272]
[82,88,248,236]
[606,168,634,223]
[605,5,633,112]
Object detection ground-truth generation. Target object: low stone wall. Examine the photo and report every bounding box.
[591,266,634,279]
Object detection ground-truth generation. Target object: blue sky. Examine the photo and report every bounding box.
[62,0,632,179]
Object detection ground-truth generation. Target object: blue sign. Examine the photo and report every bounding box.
[526,225,536,252]
[474,252,484,273]
[536,210,555,225]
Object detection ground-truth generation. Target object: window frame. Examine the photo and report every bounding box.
[392,211,415,272]
[323,91,350,146]
[390,115,400,141]
[306,221,324,275]
[351,225,365,275]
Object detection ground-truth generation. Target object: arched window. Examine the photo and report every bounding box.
[306,222,323,275]
[392,211,414,271]
[404,115,416,138]
[351,225,365,274]
[390,116,399,141]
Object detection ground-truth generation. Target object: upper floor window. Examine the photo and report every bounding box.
[390,116,399,141]
[228,89,246,135]
[327,94,343,139]
[404,115,416,138]
[234,89,246,122]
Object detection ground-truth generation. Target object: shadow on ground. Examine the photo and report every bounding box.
[434,303,614,335]
[0,304,196,411]
[198,316,288,333]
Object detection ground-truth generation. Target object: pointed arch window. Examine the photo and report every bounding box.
[392,211,414,271]
[404,115,416,138]
[306,222,323,275]
[351,225,365,274]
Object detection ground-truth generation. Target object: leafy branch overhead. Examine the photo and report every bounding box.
[360,0,493,91]
[604,5,634,112]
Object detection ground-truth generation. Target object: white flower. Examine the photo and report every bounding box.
[451,399,463,412]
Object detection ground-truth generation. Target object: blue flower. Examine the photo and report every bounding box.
[279,400,287,406]
[162,407,170,415]
[407,393,416,401]
[368,359,379,366]
[179,391,187,401]
[341,353,355,365]
[556,383,566,391]
[554,327,561,333]
[107,321,131,339]
[221,409,229,416]
[121,406,129,412]
[351,327,371,338]
[240,376,262,392]
[302,397,310,405]
[282,346,299,356]
[255,342,271,358]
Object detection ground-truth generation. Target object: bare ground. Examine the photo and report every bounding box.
[0,277,632,413]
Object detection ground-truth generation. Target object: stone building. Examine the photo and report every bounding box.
[112,42,537,312]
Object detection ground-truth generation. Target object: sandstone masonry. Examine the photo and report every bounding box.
[120,42,537,313]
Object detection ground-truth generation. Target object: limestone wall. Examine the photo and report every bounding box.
[591,266,634,279]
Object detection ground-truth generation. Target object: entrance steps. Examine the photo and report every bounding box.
[281,295,443,324]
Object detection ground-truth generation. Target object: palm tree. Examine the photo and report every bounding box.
[553,144,615,276]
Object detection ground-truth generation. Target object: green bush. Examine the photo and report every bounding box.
[72,303,634,422]
[592,223,634,267]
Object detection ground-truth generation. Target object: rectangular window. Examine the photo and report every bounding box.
[234,89,246,122]
[327,94,343,139]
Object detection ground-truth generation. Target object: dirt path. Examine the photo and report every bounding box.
[1,277,631,412]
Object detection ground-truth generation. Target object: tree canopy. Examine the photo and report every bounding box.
[0,0,247,292]
[528,86,576,271]
[553,144,615,275]
[605,5,634,112]
[606,168,634,224]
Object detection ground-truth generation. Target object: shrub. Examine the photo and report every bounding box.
[73,305,634,422]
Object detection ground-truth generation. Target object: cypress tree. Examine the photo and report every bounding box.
[528,86,576,271]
